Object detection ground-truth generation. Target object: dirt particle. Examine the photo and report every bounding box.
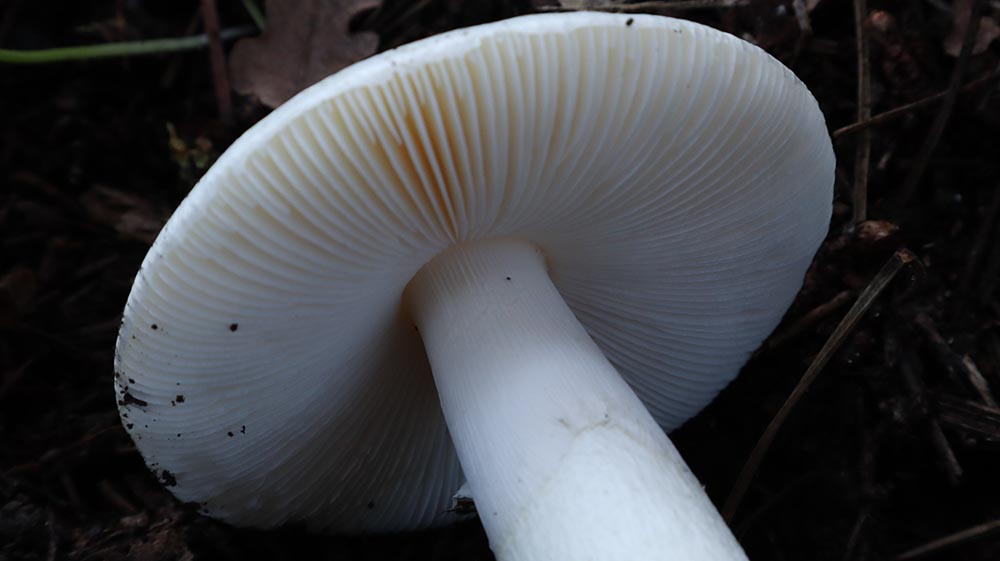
[240,425,245,434]
[505,276,511,281]
[229,323,238,332]
[126,423,134,429]
[626,18,634,27]
[150,324,158,330]
[175,395,184,403]
[227,431,234,437]
[128,378,135,384]
[160,470,177,487]
[122,392,148,407]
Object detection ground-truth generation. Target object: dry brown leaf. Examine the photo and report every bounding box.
[80,186,168,245]
[943,0,1000,57]
[229,0,381,108]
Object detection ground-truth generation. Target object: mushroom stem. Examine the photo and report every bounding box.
[405,239,747,561]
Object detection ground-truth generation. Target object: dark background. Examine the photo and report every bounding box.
[1,0,999,559]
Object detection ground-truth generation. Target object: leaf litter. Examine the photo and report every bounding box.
[230,0,382,108]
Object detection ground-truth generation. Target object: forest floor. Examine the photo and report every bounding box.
[1,1,999,560]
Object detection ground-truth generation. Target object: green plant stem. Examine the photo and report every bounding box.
[240,0,267,32]
[0,26,255,64]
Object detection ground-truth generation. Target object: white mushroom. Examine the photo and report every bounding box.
[115,12,833,561]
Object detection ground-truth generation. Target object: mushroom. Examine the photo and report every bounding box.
[115,12,833,561]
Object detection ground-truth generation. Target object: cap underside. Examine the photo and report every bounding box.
[115,12,833,531]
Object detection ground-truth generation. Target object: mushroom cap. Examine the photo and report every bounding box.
[115,12,833,532]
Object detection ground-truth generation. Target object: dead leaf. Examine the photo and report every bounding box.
[943,0,1000,57]
[80,186,168,245]
[229,0,381,108]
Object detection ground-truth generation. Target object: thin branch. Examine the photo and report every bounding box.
[200,0,233,122]
[763,290,854,351]
[952,181,1000,319]
[899,352,964,485]
[791,0,814,58]
[852,0,872,223]
[240,0,267,31]
[45,509,57,561]
[537,0,749,12]
[914,312,999,407]
[895,519,1000,560]
[722,249,916,522]
[832,67,1000,138]
[841,508,871,561]
[896,0,988,205]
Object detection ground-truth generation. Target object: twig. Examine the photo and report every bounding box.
[59,472,85,513]
[200,0,233,122]
[240,0,267,31]
[953,183,1000,319]
[841,508,871,561]
[160,8,204,88]
[792,0,813,35]
[840,394,875,560]
[0,26,255,64]
[764,290,854,351]
[791,0,813,59]
[45,508,57,561]
[914,313,999,407]
[936,394,1000,442]
[732,471,828,537]
[99,479,140,514]
[832,68,1000,138]
[852,0,872,223]
[896,0,987,205]
[899,352,964,485]
[895,519,1000,560]
[537,0,749,12]
[722,249,916,521]
[961,355,999,407]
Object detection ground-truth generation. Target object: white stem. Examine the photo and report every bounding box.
[405,239,747,561]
